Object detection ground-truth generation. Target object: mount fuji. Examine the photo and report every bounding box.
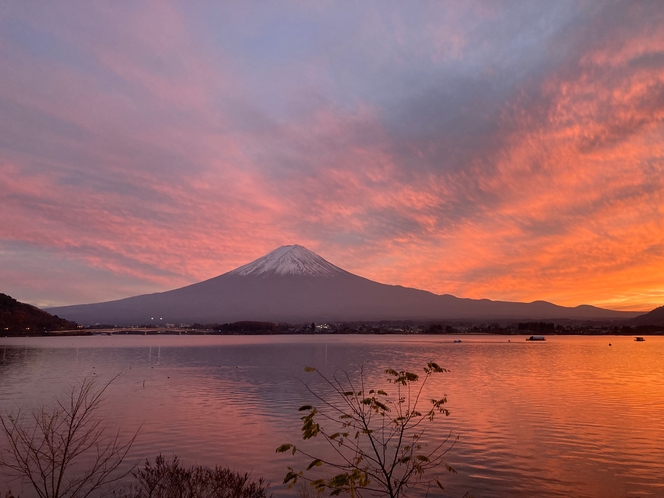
[47,244,640,325]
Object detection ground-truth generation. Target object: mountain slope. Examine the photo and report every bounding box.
[1,293,77,335]
[630,305,664,326]
[46,245,642,325]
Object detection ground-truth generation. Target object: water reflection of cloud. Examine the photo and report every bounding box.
[2,336,664,497]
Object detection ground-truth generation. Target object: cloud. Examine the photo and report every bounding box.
[0,1,663,311]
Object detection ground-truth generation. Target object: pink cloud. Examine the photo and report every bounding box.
[1,2,663,312]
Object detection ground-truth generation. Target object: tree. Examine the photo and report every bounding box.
[276,363,457,497]
[0,375,139,498]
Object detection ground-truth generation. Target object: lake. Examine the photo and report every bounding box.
[1,334,663,497]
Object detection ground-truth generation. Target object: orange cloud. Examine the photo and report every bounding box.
[1,2,663,311]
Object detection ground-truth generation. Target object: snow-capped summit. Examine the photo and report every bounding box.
[228,244,348,278]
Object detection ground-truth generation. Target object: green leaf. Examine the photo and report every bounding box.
[405,371,419,382]
[427,361,448,373]
[281,363,455,496]
[284,470,298,484]
[374,400,389,411]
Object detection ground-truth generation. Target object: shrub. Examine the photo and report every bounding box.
[118,454,271,498]
[277,363,457,497]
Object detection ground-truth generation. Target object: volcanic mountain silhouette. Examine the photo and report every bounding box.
[47,245,640,325]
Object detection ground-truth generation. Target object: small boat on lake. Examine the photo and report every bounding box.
[453,339,462,343]
[527,335,546,341]
[635,337,645,342]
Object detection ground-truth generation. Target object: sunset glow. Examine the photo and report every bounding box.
[1,2,662,310]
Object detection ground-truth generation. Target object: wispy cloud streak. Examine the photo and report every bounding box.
[0,1,662,310]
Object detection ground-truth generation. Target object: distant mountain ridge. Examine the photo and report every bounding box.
[46,245,644,325]
[630,305,664,326]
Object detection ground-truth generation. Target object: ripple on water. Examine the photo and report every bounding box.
[1,334,663,498]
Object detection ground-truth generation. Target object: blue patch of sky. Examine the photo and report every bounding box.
[241,17,324,67]
[373,3,591,157]
[187,3,367,119]
[3,18,98,75]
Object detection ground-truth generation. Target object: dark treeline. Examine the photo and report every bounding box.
[210,321,288,334]
[76,321,664,336]
[424,321,664,335]
[517,322,556,332]
[425,324,455,334]
[0,293,78,336]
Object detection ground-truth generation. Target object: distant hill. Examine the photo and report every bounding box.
[630,305,664,326]
[1,293,77,335]
[47,245,643,326]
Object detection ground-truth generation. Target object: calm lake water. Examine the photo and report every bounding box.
[1,334,663,497]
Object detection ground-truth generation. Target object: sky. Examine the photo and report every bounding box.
[1,1,663,312]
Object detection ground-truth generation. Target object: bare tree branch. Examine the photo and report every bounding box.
[0,375,140,498]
